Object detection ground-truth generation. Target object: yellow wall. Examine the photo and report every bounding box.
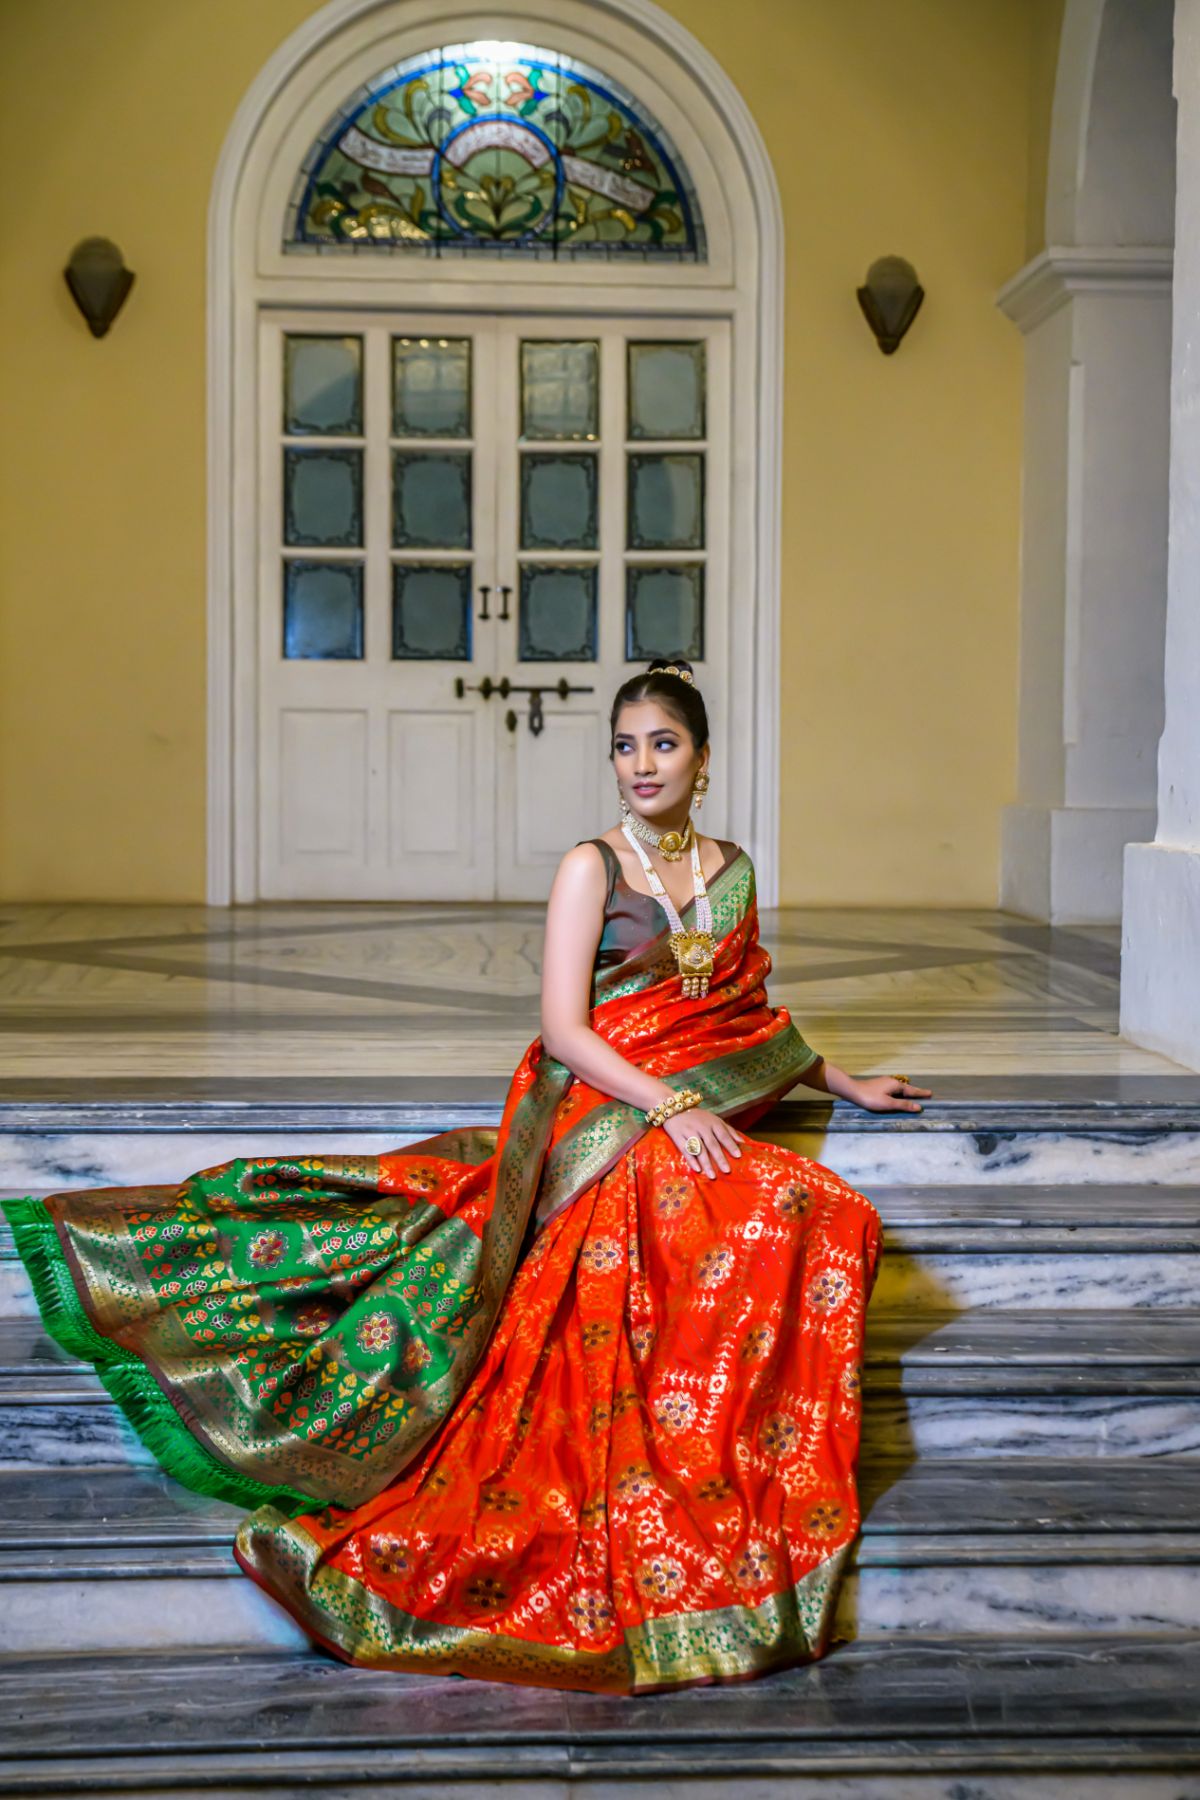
[0,0,1053,904]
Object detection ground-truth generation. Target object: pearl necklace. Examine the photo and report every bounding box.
[621,824,715,998]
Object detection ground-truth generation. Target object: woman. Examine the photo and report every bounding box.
[4,660,930,1694]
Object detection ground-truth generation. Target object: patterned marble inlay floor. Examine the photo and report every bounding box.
[0,901,1194,1089]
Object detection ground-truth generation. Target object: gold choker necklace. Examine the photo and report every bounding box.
[623,811,695,863]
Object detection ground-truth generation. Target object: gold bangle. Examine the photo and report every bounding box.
[645,1087,703,1130]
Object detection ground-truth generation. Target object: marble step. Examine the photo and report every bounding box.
[4,1315,1200,1466]
[1,1637,1198,1794]
[5,1186,1200,1318]
[2,1098,1200,1199]
[7,1310,1200,1395]
[2,1462,1200,1653]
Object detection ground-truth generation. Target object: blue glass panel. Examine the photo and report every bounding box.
[625,564,704,661]
[520,341,599,440]
[284,335,363,435]
[627,454,704,550]
[518,565,598,661]
[627,341,705,440]
[520,453,598,549]
[284,561,364,659]
[393,337,471,436]
[392,564,472,659]
[284,448,363,547]
[392,452,472,549]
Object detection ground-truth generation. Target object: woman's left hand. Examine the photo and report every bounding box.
[850,1074,933,1113]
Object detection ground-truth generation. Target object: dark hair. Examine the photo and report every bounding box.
[609,659,709,753]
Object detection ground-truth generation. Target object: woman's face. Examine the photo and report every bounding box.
[612,699,707,823]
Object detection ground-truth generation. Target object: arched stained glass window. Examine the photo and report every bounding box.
[286,40,706,259]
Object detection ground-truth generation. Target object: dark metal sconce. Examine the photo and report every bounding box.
[857,255,924,355]
[64,237,135,338]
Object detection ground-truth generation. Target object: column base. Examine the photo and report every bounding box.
[1121,841,1200,1072]
[1000,803,1156,923]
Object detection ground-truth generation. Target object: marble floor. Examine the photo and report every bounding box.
[0,900,1196,1099]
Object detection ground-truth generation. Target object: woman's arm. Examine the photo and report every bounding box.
[792,1053,931,1114]
[539,845,744,1176]
[539,845,676,1113]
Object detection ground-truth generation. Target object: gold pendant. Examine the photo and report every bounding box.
[669,929,714,998]
[657,830,688,862]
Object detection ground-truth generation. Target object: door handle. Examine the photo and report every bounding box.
[477,584,491,621]
[498,584,511,622]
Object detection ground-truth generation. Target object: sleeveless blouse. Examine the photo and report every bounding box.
[580,835,740,974]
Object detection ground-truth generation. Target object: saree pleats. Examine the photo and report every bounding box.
[2,847,885,1693]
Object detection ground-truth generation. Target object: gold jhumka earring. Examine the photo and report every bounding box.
[691,769,709,812]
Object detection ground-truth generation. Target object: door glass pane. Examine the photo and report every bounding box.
[627,453,704,550]
[284,561,364,658]
[392,564,472,659]
[520,341,599,441]
[520,453,598,550]
[392,452,472,549]
[626,565,704,661]
[284,334,363,436]
[519,565,598,660]
[627,341,706,440]
[393,337,471,437]
[284,448,363,547]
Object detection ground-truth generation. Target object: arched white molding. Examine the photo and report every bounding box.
[1047,0,1176,246]
[994,0,1175,924]
[207,0,785,904]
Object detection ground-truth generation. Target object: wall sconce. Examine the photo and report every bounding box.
[64,237,135,338]
[857,255,924,355]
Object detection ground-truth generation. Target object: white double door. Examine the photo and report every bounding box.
[258,309,728,900]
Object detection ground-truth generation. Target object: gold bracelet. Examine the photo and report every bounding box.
[644,1087,704,1130]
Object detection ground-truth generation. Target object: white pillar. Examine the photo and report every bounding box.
[1121,0,1200,1070]
[997,252,1171,923]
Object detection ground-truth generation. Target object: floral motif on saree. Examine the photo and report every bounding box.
[3,844,884,1692]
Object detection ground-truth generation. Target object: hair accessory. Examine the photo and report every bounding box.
[644,1086,704,1130]
[648,663,695,685]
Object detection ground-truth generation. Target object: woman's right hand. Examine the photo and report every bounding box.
[661,1108,746,1179]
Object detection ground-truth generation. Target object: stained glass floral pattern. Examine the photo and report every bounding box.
[287,43,705,257]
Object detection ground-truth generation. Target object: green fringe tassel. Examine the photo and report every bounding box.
[2,1197,312,1517]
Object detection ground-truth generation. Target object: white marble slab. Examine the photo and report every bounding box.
[870,1250,1200,1310]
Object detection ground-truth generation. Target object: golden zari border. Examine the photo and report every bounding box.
[234,1507,850,1694]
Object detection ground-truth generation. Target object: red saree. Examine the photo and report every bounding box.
[5,842,883,1693]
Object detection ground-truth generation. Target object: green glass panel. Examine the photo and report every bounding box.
[518,565,598,661]
[284,335,363,436]
[520,453,598,550]
[393,337,471,437]
[627,453,704,550]
[627,341,706,440]
[625,564,704,661]
[392,564,472,659]
[284,561,364,659]
[392,452,472,549]
[520,341,599,441]
[284,448,363,547]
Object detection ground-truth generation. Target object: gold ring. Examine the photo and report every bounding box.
[684,1135,703,1157]
[892,1072,910,1084]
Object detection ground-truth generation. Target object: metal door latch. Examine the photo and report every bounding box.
[455,676,594,736]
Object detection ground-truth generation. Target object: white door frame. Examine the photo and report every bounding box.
[206,0,785,903]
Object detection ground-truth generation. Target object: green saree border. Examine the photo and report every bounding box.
[535,1022,820,1228]
[234,1504,850,1693]
[2,1197,312,1513]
